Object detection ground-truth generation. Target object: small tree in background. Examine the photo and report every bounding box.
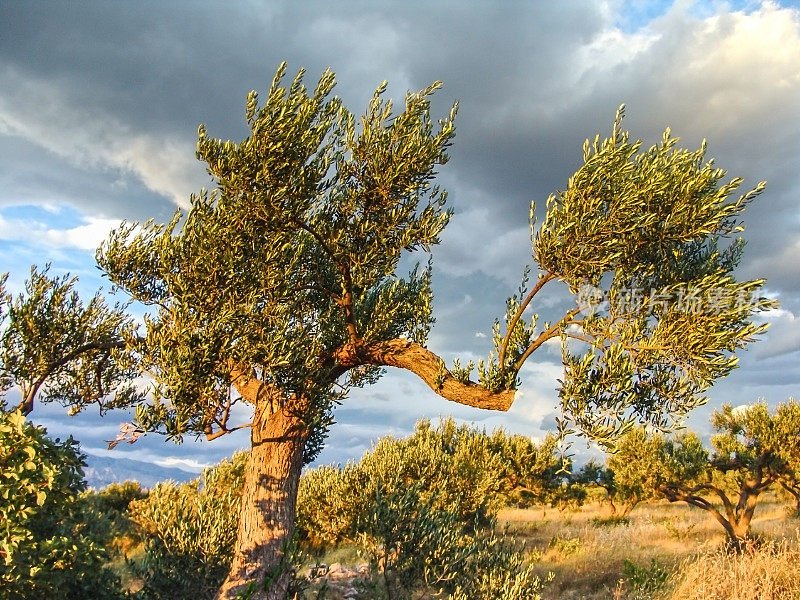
[1,63,775,598]
[604,428,666,517]
[617,401,800,550]
[767,399,800,515]
[0,268,140,416]
[128,452,248,600]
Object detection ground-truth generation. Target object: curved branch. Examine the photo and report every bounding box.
[498,271,555,368]
[513,307,582,372]
[205,423,252,441]
[15,337,134,415]
[334,339,515,411]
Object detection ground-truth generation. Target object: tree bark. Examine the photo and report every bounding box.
[334,339,516,411]
[216,404,308,600]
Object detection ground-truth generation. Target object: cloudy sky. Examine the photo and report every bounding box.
[1,0,799,474]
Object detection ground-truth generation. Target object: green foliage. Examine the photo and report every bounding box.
[614,400,800,546]
[353,483,545,600]
[0,266,141,415]
[548,535,582,557]
[97,65,457,453]
[477,106,775,445]
[78,481,148,558]
[296,418,564,546]
[622,558,670,600]
[570,430,664,517]
[607,428,666,515]
[0,410,124,600]
[353,482,476,599]
[128,452,247,600]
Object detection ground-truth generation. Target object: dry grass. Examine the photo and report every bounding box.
[668,539,800,600]
[498,494,800,600]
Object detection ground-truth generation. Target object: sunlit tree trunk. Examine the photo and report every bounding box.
[214,344,515,600]
[216,404,308,600]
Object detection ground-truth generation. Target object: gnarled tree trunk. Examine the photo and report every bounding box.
[216,404,308,600]
[216,343,515,600]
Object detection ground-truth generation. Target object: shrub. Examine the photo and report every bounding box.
[0,410,124,600]
[352,479,546,600]
[622,558,670,599]
[128,451,247,600]
[79,480,148,558]
[297,418,563,546]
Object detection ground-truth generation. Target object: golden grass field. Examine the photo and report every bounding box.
[499,493,800,600]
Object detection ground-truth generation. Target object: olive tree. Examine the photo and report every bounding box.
[617,401,800,550]
[575,428,664,517]
[769,399,800,514]
[1,63,774,599]
[0,268,139,415]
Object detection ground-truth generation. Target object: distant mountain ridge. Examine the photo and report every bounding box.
[83,454,197,489]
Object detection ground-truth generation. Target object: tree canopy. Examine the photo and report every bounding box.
[613,400,800,549]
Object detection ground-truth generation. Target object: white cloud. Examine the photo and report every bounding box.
[0,211,120,251]
[155,456,212,472]
[0,67,204,208]
[755,307,800,358]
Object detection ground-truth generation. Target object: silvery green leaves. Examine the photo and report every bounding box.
[97,65,457,442]
[561,274,773,445]
[0,266,142,416]
[491,107,773,446]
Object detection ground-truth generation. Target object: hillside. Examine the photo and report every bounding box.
[83,454,197,489]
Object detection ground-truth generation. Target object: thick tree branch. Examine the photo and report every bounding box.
[230,368,279,408]
[333,339,515,411]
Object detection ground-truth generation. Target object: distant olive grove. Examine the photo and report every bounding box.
[3,405,800,600]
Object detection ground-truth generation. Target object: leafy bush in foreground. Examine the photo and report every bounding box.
[0,410,124,600]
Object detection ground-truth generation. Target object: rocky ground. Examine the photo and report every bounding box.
[304,561,370,599]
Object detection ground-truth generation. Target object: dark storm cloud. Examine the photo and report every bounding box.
[0,1,604,217]
[2,1,799,469]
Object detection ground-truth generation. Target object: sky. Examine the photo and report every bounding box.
[1,0,799,475]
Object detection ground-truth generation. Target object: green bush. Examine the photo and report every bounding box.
[622,558,670,599]
[297,418,563,546]
[0,410,124,600]
[125,419,558,598]
[352,479,546,600]
[128,451,247,600]
[79,481,148,558]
